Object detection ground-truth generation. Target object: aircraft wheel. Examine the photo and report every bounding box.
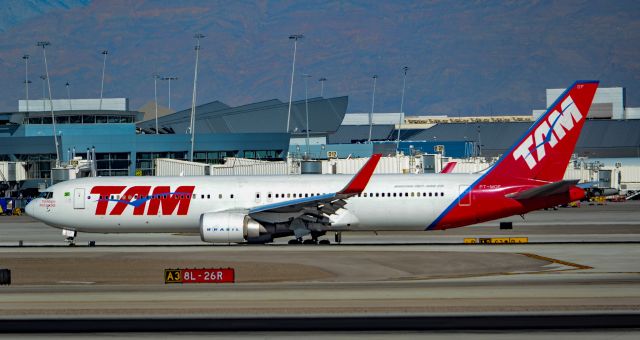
[303,239,317,245]
[288,239,301,245]
[318,239,331,245]
[0,269,10,285]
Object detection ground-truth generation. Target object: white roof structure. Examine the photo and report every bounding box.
[18,98,128,112]
[342,113,402,125]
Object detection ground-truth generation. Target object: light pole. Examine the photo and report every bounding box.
[161,76,178,111]
[40,75,46,112]
[99,50,108,110]
[318,77,327,97]
[37,41,60,167]
[22,54,30,112]
[24,80,32,113]
[368,75,378,143]
[65,82,72,111]
[189,33,205,162]
[477,125,482,156]
[303,73,312,158]
[286,34,303,133]
[153,73,160,134]
[396,66,409,150]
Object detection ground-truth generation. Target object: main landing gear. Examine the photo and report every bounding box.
[287,237,331,245]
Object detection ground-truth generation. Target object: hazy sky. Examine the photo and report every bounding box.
[1,0,639,115]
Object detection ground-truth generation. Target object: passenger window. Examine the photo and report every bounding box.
[393,193,396,197]
[411,192,415,197]
[230,194,234,199]
[441,192,445,196]
[305,193,308,198]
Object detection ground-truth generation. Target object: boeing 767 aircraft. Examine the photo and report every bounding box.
[26,81,599,245]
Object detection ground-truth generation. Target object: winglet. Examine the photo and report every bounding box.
[338,154,381,194]
[441,162,457,174]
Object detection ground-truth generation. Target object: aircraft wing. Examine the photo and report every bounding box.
[248,154,381,224]
[506,179,580,200]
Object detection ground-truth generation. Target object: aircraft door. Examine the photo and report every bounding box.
[73,188,85,209]
[458,185,471,206]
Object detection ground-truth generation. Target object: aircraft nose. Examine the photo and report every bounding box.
[25,199,37,217]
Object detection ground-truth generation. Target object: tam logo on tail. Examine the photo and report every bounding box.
[472,81,598,185]
[513,94,583,169]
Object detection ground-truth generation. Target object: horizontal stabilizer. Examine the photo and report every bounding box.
[506,180,580,200]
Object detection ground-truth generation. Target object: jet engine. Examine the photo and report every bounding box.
[199,212,265,243]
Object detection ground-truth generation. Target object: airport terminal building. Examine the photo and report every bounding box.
[1,86,639,195]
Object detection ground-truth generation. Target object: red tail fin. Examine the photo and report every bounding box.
[441,162,457,174]
[481,81,598,185]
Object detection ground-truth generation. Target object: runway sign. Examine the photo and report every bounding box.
[164,268,235,284]
[464,237,529,244]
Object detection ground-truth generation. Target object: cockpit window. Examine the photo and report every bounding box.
[38,191,54,199]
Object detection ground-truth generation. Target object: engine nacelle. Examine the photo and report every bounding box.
[199,212,264,243]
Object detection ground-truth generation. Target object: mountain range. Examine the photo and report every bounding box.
[0,0,638,116]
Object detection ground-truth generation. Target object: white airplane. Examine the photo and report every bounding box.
[26,81,599,245]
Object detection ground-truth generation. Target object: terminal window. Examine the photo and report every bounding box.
[96,152,130,176]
